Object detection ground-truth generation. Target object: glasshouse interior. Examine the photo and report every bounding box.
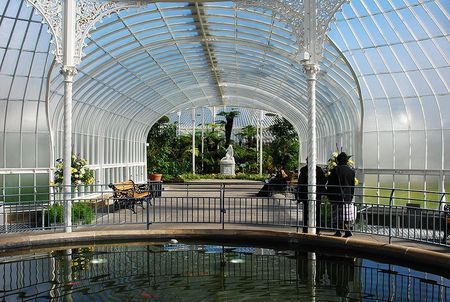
[0,0,449,300]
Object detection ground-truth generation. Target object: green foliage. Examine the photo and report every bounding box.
[236,125,257,148]
[177,173,268,182]
[48,202,94,224]
[234,145,258,174]
[267,117,299,171]
[147,116,177,174]
[147,114,299,177]
[48,203,63,224]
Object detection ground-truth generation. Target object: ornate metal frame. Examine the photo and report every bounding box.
[26,0,142,65]
[236,0,349,63]
[25,0,348,66]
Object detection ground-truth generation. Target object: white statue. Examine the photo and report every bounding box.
[220,145,235,175]
[223,145,234,160]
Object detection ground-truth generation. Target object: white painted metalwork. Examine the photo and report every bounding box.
[259,109,263,175]
[304,63,319,234]
[192,108,196,174]
[0,0,448,220]
[61,0,77,233]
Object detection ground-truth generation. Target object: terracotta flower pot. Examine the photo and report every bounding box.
[148,173,162,181]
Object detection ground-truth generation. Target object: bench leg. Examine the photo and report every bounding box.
[130,201,136,214]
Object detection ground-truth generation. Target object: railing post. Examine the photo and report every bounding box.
[389,189,395,244]
[439,192,446,211]
[220,183,226,230]
[146,195,151,230]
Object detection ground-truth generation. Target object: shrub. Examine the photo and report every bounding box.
[48,202,94,225]
[176,173,268,182]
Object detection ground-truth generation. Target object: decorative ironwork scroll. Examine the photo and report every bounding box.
[25,0,142,65]
[25,0,348,65]
[235,0,349,63]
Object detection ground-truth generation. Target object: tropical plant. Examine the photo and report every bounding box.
[217,110,240,147]
[147,116,177,174]
[267,117,299,171]
[236,125,257,148]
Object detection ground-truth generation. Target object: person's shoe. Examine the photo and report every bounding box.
[333,231,342,237]
[343,231,353,238]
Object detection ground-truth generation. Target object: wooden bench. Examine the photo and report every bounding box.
[108,180,152,213]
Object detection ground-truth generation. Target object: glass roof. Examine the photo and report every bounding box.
[0,0,448,173]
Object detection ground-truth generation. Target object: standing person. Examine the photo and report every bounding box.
[327,152,356,237]
[296,159,327,233]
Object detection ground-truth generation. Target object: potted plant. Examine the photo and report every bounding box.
[148,169,162,181]
[148,172,162,181]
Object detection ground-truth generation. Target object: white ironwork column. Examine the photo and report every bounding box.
[62,0,77,233]
[304,63,319,234]
[201,107,205,173]
[177,111,181,136]
[192,108,196,174]
[259,110,263,175]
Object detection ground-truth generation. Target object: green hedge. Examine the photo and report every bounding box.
[170,173,269,182]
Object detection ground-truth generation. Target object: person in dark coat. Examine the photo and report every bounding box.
[257,165,290,197]
[327,152,355,237]
[296,159,327,233]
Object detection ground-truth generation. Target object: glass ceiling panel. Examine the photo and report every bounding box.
[1,0,447,172]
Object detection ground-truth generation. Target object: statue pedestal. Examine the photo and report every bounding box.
[220,159,235,175]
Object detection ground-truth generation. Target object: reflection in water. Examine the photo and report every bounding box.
[0,243,448,301]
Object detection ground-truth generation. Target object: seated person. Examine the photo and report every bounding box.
[257,166,290,197]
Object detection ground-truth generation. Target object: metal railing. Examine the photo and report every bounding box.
[0,182,448,246]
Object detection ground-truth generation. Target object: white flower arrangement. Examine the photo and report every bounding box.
[52,153,94,187]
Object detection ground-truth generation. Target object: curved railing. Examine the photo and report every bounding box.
[0,182,448,247]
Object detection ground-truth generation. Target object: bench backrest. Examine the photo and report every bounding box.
[109,180,138,199]
[111,180,136,192]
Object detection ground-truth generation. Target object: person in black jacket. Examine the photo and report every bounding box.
[327,152,355,237]
[296,159,327,233]
[256,165,290,197]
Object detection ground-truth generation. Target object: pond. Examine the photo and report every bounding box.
[0,241,448,301]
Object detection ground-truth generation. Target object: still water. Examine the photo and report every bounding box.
[0,242,448,301]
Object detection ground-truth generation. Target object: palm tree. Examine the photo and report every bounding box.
[236,125,257,148]
[217,110,240,147]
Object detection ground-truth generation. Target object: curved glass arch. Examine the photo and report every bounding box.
[0,0,447,192]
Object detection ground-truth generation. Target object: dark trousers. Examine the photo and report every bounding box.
[302,199,321,233]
